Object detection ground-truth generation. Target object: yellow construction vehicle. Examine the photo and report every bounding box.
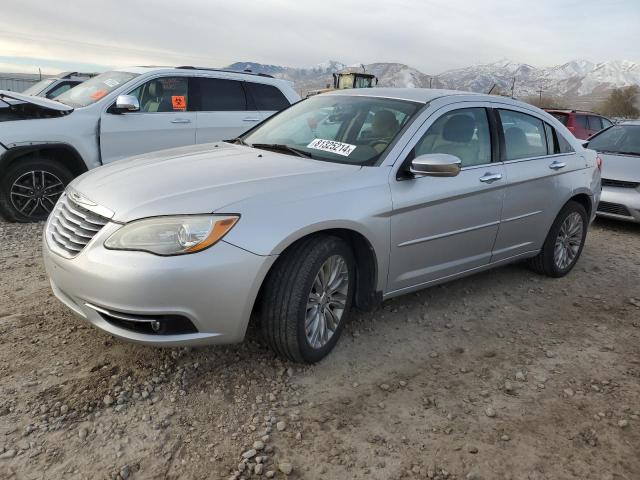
[307,69,378,97]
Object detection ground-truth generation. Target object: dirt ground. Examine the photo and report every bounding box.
[0,218,638,480]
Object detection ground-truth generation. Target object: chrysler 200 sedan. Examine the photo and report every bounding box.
[43,89,601,363]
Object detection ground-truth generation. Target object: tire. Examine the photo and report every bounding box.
[261,235,356,363]
[527,200,588,278]
[0,156,73,222]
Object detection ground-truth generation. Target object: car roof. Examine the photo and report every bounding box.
[324,87,537,107]
[113,66,286,82]
[620,120,640,126]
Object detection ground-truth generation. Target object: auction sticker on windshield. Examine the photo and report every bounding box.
[307,139,356,157]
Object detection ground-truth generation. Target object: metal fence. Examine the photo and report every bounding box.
[0,73,48,92]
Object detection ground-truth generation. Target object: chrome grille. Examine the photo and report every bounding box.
[46,195,109,258]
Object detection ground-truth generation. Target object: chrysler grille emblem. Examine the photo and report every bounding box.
[69,190,97,207]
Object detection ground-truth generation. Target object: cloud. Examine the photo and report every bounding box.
[0,0,638,75]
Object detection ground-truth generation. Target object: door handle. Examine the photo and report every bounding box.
[171,118,191,124]
[479,172,502,183]
[549,160,567,170]
[243,118,260,122]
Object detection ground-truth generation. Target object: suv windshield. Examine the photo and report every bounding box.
[589,125,640,156]
[56,71,139,108]
[242,95,421,165]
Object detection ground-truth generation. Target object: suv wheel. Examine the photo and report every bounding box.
[261,235,355,363]
[0,157,72,222]
[527,201,588,277]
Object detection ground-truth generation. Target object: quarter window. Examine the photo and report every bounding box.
[413,108,491,168]
[128,77,189,113]
[245,82,290,111]
[196,78,246,111]
[498,110,547,160]
[575,115,588,129]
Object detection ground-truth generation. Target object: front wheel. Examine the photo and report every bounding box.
[261,235,355,363]
[527,200,588,277]
[0,157,72,222]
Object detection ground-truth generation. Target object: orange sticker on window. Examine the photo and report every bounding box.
[171,95,186,111]
[90,89,107,100]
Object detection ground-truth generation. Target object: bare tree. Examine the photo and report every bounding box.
[522,94,568,109]
[600,86,640,119]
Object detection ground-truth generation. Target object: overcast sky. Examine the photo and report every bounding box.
[1,0,638,75]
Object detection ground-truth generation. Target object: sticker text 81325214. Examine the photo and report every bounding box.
[307,139,356,157]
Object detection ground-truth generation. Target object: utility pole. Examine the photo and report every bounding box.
[38,68,42,81]
[511,77,516,98]
[538,86,544,104]
[429,77,433,88]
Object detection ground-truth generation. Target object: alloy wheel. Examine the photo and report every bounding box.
[553,212,584,270]
[10,170,64,218]
[304,254,349,349]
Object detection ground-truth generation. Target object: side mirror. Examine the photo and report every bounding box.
[114,94,140,113]
[410,153,462,177]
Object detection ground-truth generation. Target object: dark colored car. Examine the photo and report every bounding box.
[545,109,613,140]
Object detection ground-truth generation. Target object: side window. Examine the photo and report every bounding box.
[414,108,491,167]
[544,122,574,154]
[498,109,547,160]
[197,78,246,111]
[245,82,290,111]
[575,115,588,129]
[46,81,75,99]
[588,116,602,131]
[129,77,189,113]
[602,118,613,129]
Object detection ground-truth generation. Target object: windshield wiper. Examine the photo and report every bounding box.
[224,137,250,146]
[250,143,313,158]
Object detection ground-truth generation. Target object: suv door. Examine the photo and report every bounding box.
[387,105,505,293]
[491,108,577,261]
[193,77,254,143]
[99,76,196,163]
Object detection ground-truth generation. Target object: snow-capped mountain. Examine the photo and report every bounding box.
[226,59,640,100]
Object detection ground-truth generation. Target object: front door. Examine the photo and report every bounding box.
[100,76,196,164]
[388,105,505,294]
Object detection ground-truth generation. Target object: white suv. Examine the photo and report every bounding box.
[0,66,300,222]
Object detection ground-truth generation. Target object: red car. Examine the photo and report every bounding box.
[544,109,614,140]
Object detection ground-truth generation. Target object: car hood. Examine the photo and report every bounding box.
[600,152,640,183]
[0,90,73,112]
[70,142,362,222]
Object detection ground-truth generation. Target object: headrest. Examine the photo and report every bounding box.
[442,115,475,143]
[148,81,163,97]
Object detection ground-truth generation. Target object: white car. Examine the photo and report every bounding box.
[21,72,95,99]
[0,66,299,222]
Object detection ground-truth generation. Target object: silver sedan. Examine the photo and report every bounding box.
[587,121,640,222]
[43,89,601,363]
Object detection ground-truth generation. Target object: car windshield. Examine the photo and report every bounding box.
[55,71,139,108]
[241,95,422,165]
[589,125,640,156]
[22,79,55,96]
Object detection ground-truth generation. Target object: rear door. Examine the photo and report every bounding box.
[244,81,292,121]
[99,76,196,164]
[193,77,254,143]
[491,107,577,261]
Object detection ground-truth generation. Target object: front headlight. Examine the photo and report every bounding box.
[104,215,239,256]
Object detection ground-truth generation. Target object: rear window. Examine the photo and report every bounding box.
[499,109,548,160]
[575,115,588,129]
[245,82,290,111]
[550,113,568,126]
[196,78,246,111]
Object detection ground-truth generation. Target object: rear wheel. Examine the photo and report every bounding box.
[261,235,355,363]
[527,201,588,277]
[0,157,72,222]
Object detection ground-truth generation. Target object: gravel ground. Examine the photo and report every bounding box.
[0,218,638,480]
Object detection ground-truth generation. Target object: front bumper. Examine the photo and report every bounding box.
[597,186,640,223]
[43,221,276,346]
